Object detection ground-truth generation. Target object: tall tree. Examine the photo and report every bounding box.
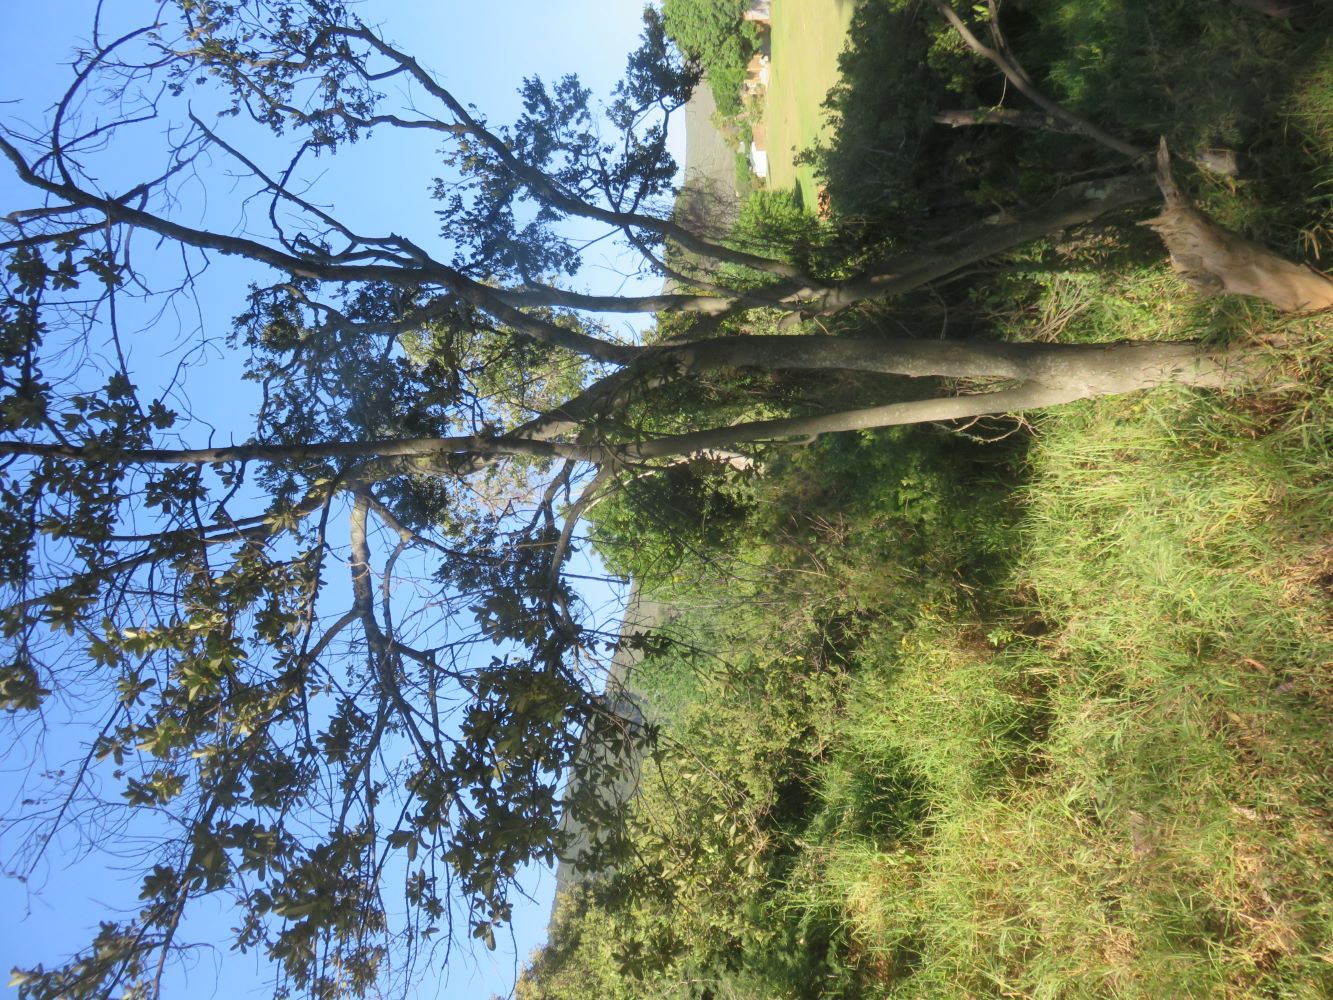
[0,2,1279,998]
[661,0,755,114]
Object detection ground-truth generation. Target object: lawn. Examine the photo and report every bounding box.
[764,0,854,209]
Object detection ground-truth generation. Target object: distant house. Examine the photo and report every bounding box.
[743,51,770,96]
[748,122,770,180]
[739,1,772,182]
[749,144,769,180]
[743,0,772,23]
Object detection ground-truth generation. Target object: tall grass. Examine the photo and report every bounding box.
[791,325,1333,997]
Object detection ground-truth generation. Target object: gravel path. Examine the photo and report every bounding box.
[675,83,741,240]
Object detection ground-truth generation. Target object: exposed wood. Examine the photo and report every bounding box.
[1191,147,1245,178]
[1231,0,1295,18]
[1146,139,1333,312]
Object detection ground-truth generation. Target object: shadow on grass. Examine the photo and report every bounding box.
[814,0,1333,255]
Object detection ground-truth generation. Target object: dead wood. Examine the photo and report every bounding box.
[1231,0,1296,18]
[934,108,1079,134]
[1145,139,1333,312]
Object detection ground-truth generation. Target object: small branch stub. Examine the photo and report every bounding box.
[1231,0,1295,18]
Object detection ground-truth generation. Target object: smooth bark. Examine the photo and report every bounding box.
[1,336,1255,477]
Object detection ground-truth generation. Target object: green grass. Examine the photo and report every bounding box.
[787,301,1333,996]
[765,0,854,208]
[537,309,1333,998]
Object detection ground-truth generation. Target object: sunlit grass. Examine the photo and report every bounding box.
[791,311,1333,996]
[765,0,853,208]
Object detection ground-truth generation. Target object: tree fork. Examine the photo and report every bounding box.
[627,341,1257,461]
[0,338,1258,475]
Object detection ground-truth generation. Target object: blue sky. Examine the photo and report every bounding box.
[0,2,679,997]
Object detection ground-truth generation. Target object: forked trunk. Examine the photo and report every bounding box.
[627,337,1259,461]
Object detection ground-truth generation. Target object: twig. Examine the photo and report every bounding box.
[929,0,1144,158]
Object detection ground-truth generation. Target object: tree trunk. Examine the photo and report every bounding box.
[659,334,1250,391]
[627,336,1257,461]
[0,336,1258,475]
[1147,139,1333,312]
[934,108,1079,135]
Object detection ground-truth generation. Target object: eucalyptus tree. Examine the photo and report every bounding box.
[0,2,1262,997]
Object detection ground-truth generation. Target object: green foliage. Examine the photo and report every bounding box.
[753,427,1017,585]
[809,0,1329,240]
[610,652,835,981]
[1011,0,1331,247]
[586,460,755,580]
[529,5,1333,988]
[1017,0,1292,150]
[0,656,49,711]
[515,888,637,1000]
[734,149,755,193]
[729,188,832,267]
[661,0,758,117]
[551,419,1023,997]
[1285,41,1333,260]
[0,164,651,1000]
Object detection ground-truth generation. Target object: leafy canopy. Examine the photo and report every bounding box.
[0,1,1256,997]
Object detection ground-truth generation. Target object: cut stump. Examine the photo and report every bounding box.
[1145,139,1333,313]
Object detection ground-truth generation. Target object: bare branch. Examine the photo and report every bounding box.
[930,0,1144,158]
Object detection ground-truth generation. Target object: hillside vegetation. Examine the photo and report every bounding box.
[519,2,1333,997]
[663,0,764,117]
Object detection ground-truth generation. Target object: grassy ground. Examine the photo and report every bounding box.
[524,6,1333,998]
[565,296,1333,997]
[796,300,1333,998]
[764,0,854,207]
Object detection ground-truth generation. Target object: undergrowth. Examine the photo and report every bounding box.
[516,3,1333,998]
[798,325,1333,999]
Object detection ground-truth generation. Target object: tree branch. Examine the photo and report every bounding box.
[930,0,1144,158]
[0,134,638,364]
[333,25,816,283]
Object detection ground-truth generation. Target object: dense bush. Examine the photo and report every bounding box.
[728,188,833,268]
[585,460,755,581]
[543,419,1021,998]
[661,0,761,118]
